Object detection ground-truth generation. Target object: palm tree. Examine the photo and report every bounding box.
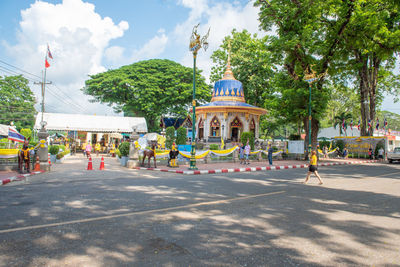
[333,112,352,136]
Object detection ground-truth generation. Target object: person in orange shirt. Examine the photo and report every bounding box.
[303,150,323,185]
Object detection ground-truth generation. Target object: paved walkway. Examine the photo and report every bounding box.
[135,158,378,174]
[1,155,379,184]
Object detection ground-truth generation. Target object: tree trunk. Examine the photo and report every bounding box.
[355,51,369,136]
[368,54,380,136]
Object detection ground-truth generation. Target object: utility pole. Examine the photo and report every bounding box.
[34,70,51,122]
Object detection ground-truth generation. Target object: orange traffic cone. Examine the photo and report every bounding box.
[87,157,93,170]
[48,153,51,166]
[99,156,105,170]
[33,156,41,171]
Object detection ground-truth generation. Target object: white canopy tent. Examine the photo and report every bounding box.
[34,113,147,133]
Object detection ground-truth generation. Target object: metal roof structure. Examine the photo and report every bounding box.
[34,113,147,133]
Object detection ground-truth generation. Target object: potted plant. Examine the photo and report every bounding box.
[118,142,130,166]
[49,145,59,163]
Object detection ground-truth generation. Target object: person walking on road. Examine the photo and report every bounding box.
[368,147,373,160]
[85,142,92,158]
[244,141,251,165]
[95,142,101,157]
[378,147,384,162]
[239,143,245,165]
[303,150,323,185]
[268,144,273,165]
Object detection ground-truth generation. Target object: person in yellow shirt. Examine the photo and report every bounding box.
[82,142,87,157]
[95,142,101,157]
[304,150,323,185]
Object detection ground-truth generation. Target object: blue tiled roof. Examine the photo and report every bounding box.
[199,101,260,108]
[213,79,243,97]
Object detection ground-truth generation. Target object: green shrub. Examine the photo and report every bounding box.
[115,148,121,158]
[318,140,330,149]
[240,132,255,150]
[289,134,301,140]
[118,142,130,157]
[58,144,66,151]
[209,144,219,150]
[333,139,345,152]
[176,127,187,145]
[56,149,71,160]
[0,138,9,148]
[165,126,175,149]
[29,141,38,148]
[49,145,59,155]
[20,128,32,140]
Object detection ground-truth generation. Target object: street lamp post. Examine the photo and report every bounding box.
[304,69,318,156]
[188,23,209,170]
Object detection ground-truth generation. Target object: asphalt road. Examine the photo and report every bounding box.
[0,156,399,266]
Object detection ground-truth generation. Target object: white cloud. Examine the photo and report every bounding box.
[129,29,168,63]
[105,46,125,64]
[174,0,263,82]
[3,0,129,115]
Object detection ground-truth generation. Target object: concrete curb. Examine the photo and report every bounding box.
[133,160,378,175]
[1,170,46,186]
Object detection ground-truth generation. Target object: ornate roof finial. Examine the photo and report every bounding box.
[222,39,235,80]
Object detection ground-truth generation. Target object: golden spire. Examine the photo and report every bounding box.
[222,40,235,80]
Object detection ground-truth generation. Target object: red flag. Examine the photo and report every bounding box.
[47,45,53,59]
[45,58,50,68]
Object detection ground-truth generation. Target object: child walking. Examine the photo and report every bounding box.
[303,150,323,185]
[244,141,251,165]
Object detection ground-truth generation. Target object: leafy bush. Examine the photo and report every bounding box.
[58,144,66,151]
[20,128,32,140]
[29,141,38,148]
[49,145,59,155]
[333,139,345,152]
[288,134,301,140]
[118,141,130,157]
[176,127,187,145]
[56,149,70,160]
[209,144,219,150]
[240,132,255,150]
[115,148,121,158]
[165,126,175,149]
[0,138,9,148]
[318,140,330,149]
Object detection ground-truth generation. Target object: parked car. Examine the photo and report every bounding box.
[387,147,400,163]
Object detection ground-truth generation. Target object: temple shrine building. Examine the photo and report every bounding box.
[195,60,267,142]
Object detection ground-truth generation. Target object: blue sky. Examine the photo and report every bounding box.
[0,0,398,116]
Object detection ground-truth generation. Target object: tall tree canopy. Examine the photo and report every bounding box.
[333,0,400,136]
[0,75,36,129]
[255,0,356,154]
[83,59,211,131]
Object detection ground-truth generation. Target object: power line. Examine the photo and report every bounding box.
[0,59,42,80]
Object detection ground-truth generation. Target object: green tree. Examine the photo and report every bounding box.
[240,132,255,150]
[335,0,400,136]
[319,83,360,129]
[210,29,275,107]
[255,0,357,157]
[83,59,211,132]
[0,75,36,129]
[20,128,32,140]
[176,127,187,145]
[376,111,400,131]
[165,126,175,149]
[333,112,352,136]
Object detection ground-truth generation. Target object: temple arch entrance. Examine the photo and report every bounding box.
[250,118,256,136]
[198,118,204,140]
[230,117,242,142]
[210,116,221,137]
